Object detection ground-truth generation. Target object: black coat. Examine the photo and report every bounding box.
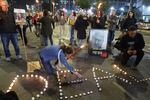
[38,16,55,36]
[0,11,17,33]
[91,16,106,29]
[120,33,145,52]
[123,17,137,30]
[74,15,89,39]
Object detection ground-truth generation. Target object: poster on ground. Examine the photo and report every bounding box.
[89,29,108,51]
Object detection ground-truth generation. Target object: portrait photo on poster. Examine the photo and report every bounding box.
[89,29,108,50]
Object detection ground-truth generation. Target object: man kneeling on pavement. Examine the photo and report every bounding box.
[120,25,145,70]
[39,44,82,78]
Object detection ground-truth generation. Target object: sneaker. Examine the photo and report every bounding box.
[6,57,11,62]
[16,55,22,59]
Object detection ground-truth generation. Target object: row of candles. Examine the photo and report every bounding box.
[112,64,150,84]
[6,74,48,100]
[93,67,102,92]
[93,67,132,85]
[57,70,94,99]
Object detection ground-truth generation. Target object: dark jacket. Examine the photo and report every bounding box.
[74,15,89,39]
[26,15,32,25]
[107,15,118,31]
[123,17,137,30]
[91,16,106,29]
[120,32,145,52]
[0,11,17,33]
[38,15,55,36]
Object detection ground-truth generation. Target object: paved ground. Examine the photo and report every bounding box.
[0,25,150,100]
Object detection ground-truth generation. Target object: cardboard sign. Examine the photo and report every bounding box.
[27,61,41,72]
[89,29,108,51]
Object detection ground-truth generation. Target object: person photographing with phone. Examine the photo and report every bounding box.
[120,25,145,70]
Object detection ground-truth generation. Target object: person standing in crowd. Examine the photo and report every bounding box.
[68,11,76,45]
[0,6,2,59]
[38,10,55,47]
[0,6,2,34]
[107,9,118,45]
[32,12,39,37]
[26,12,33,32]
[0,90,19,100]
[0,1,21,61]
[59,10,66,41]
[74,13,89,47]
[120,26,145,70]
[91,10,106,29]
[123,11,137,30]
[39,44,82,78]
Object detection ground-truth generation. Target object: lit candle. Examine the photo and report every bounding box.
[99,88,102,91]
[26,74,29,77]
[87,92,90,94]
[59,89,62,92]
[10,83,14,87]
[13,80,16,83]
[31,74,34,77]
[17,75,19,78]
[32,97,35,100]
[59,86,62,89]
[36,94,40,98]
[9,87,12,90]
[90,91,93,94]
[70,96,73,98]
[6,90,10,93]
[22,75,25,77]
[65,96,68,99]
[75,95,78,97]
[40,91,43,95]
[83,93,86,96]
[93,72,96,77]
[35,75,38,78]
[43,88,46,91]
[60,93,63,96]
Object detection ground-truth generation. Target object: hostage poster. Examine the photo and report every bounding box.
[89,29,108,51]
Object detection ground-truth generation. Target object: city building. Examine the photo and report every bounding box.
[142,0,150,22]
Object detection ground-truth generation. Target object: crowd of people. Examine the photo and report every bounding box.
[0,0,146,99]
[0,0,145,72]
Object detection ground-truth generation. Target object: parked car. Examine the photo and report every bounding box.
[138,22,150,30]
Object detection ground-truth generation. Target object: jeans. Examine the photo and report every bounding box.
[1,33,20,58]
[121,50,144,67]
[69,26,75,44]
[108,30,115,45]
[43,33,53,46]
[17,25,28,45]
[40,56,54,75]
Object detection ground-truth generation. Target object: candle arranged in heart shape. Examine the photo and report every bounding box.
[6,74,48,99]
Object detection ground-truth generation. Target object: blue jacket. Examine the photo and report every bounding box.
[39,45,75,72]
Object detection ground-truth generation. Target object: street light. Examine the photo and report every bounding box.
[36,0,39,3]
[52,2,55,15]
[98,3,102,9]
[110,6,115,10]
[120,7,124,11]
